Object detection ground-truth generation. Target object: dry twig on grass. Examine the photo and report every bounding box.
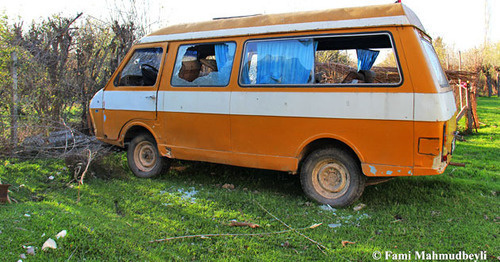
[149,201,329,255]
[149,228,312,243]
[253,200,329,254]
[76,148,94,203]
[341,240,356,247]
[149,220,328,243]
[228,221,260,228]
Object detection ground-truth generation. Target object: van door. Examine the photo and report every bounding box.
[157,42,236,154]
[102,43,167,141]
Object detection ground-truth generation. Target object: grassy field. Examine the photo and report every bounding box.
[0,97,498,261]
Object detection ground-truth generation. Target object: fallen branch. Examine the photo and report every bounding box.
[149,201,330,255]
[149,227,312,243]
[254,200,328,254]
[79,149,93,185]
[341,240,356,247]
[66,246,78,262]
[0,116,114,160]
[76,149,93,203]
[60,117,77,155]
[229,221,260,228]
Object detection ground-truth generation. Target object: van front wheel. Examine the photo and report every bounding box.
[127,134,170,178]
[300,148,365,207]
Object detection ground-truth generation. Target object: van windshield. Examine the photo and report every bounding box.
[421,39,449,88]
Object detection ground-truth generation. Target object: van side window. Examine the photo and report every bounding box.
[115,47,163,86]
[241,39,316,85]
[240,34,401,86]
[171,42,236,87]
[315,34,400,85]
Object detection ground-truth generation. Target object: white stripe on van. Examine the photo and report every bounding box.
[230,91,414,121]
[89,88,104,109]
[103,90,157,112]
[98,91,456,121]
[415,91,457,122]
[158,90,230,115]
[139,16,412,43]
[99,90,456,122]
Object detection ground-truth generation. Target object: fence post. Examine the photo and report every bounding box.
[465,83,474,133]
[11,51,19,149]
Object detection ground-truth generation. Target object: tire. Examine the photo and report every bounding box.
[127,134,171,178]
[300,147,365,207]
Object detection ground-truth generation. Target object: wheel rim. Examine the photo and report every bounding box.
[133,141,157,172]
[311,159,350,199]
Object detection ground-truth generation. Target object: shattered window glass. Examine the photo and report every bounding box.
[116,47,163,86]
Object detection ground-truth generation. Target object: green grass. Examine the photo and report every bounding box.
[1,97,499,261]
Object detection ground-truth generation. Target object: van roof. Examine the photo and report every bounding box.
[139,3,425,44]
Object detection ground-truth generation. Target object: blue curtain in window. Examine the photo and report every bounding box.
[214,43,236,84]
[240,43,257,84]
[256,39,316,84]
[215,44,228,71]
[357,49,380,71]
[241,58,251,84]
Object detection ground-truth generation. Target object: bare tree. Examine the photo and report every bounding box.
[12,13,82,122]
[76,18,137,133]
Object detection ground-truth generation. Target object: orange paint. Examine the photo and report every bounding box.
[90,3,457,181]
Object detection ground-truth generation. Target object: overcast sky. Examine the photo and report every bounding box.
[1,0,499,51]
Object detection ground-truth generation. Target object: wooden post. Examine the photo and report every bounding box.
[10,51,19,149]
[465,82,473,133]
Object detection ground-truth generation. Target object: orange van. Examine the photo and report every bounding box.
[89,3,457,207]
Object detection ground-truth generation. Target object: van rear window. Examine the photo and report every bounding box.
[421,39,449,88]
[171,42,236,87]
[240,33,401,86]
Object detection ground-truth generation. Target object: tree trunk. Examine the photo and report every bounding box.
[10,51,19,150]
[486,73,492,97]
[497,72,499,97]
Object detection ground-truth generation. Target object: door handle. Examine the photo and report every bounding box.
[145,95,156,100]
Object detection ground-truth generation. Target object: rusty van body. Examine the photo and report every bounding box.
[89,3,457,206]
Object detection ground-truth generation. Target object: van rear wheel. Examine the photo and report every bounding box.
[127,134,170,178]
[300,148,365,207]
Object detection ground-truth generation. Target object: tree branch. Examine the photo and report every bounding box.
[254,200,329,254]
